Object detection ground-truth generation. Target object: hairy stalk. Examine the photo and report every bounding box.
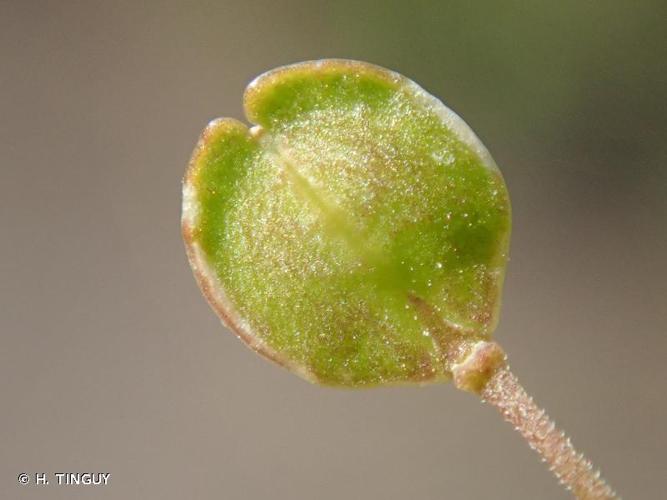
[481,365,618,499]
[451,342,618,499]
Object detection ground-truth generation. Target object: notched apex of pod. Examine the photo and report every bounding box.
[182,59,511,388]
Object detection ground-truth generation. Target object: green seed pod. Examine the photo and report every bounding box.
[183,60,511,387]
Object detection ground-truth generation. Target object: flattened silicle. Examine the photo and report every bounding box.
[183,60,510,387]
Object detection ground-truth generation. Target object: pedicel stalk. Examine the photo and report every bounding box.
[182,59,618,499]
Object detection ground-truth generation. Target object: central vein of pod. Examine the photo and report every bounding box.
[267,143,477,373]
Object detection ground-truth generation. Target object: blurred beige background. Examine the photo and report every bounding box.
[2,1,665,499]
